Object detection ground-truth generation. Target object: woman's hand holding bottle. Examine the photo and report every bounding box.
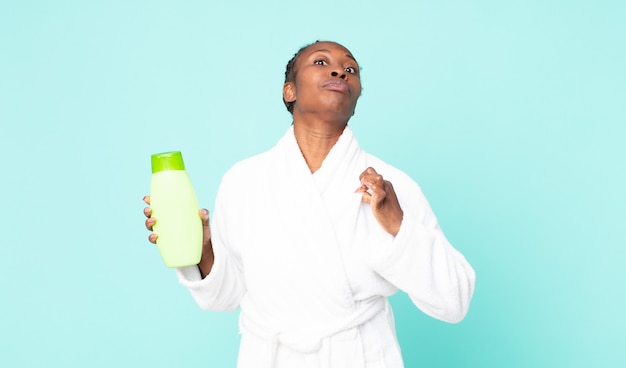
[143,195,215,278]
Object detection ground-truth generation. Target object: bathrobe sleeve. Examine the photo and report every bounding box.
[175,172,246,311]
[366,166,476,323]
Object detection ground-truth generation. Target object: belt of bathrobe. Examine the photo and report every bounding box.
[239,296,386,367]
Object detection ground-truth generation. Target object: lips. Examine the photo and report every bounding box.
[322,79,350,94]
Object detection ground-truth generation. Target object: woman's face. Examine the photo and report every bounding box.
[284,42,362,121]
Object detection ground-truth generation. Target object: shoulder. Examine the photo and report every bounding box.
[216,145,279,199]
[219,150,270,191]
[224,150,273,180]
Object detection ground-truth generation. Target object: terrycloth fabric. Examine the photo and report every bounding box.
[176,125,476,367]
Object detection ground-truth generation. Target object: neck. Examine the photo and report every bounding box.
[292,115,347,173]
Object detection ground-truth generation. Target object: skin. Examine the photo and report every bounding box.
[144,41,404,278]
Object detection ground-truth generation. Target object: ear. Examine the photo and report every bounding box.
[283,82,296,103]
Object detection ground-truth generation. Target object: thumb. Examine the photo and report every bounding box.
[200,209,211,243]
[200,209,210,224]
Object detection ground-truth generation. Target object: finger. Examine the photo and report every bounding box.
[360,173,384,190]
[379,179,403,209]
[357,178,380,194]
[143,206,152,218]
[364,181,390,211]
[383,180,399,202]
[199,209,211,244]
[354,184,368,193]
[145,217,156,231]
[358,180,381,204]
[357,180,381,203]
[148,233,158,244]
[358,167,385,205]
[143,195,151,205]
[359,167,379,181]
[200,210,210,234]
[360,190,372,204]
[357,167,381,192]
[199,208,209,223]
[362,179,385,198]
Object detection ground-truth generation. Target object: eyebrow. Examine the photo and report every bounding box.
[310,49,358,63]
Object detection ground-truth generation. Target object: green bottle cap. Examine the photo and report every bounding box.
[151,151,186,173]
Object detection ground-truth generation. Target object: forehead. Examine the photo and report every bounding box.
[299,42,357,63]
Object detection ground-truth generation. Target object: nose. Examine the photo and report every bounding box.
[331,70,347,79]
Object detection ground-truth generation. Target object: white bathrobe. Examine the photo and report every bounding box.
[176,126,475,368]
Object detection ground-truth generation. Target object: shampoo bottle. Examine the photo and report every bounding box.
[150,151,202,267]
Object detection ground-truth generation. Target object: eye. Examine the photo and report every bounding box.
[314,59,327,66]
[344,66,357,74]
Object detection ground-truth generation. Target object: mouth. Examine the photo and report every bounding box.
[322,80,350,94]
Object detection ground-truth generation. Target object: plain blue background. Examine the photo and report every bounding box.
[1,0,625,367]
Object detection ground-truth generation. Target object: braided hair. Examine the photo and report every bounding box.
[283,41,320,114]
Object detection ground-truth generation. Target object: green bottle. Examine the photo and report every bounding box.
[150,151,202,267]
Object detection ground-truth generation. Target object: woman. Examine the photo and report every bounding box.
[144,41,475,368]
